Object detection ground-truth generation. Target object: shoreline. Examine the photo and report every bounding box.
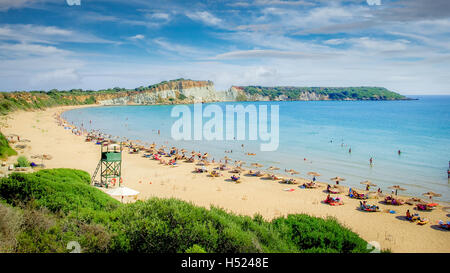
[2,104,450,253]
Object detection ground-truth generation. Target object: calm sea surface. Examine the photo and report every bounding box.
[63,96,450,201]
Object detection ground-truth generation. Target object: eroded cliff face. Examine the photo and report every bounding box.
[99,80,238,105]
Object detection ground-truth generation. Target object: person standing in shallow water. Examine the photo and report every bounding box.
[369,157,373,166]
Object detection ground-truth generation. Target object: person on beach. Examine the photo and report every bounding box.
[398,150,401,155]
[369,157,373,165]
[349,148,351,153]
[366,184,370,191]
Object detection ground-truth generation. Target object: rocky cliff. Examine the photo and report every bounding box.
[99,80,239,105]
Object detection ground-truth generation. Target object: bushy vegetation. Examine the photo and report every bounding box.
[0,91,98,115]
[0,79,205,115]
[0,169,369,253]
[15,156,29,167]
[241,86,407,101]
[0,131,17,159]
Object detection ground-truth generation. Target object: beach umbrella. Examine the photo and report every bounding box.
[308,172,321,177]
[107,186,139,203]
[389,185,406,195]
[289,170,299,175]
[267,166,280,171]
[107,186,139,196]
[251,163,264,168]
[423,191,442,200]
[331,176,346,182]
[360,180,376,187]
[389,185,406,190]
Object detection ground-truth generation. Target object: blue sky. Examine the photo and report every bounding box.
[0,0,449,94]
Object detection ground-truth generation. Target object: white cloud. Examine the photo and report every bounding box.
[129,34,145,40]
[152,38,207,57]
[0,43,70,57]
[0,24,116,44]
[185,11,222,26]
[366,0,381,6]
[149,12,170,20]
[30,68,81,87]
[212,49,335,60]
[0,0,59,11]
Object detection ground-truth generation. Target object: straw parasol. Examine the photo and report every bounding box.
[423,191,442,200]
[289,170,299,175]
[235,160,246,166]
[307,172,321,177]
[360,180,377,187]
[389,185,406,195]
[331,176,345,182]
[251,163,264,168]
[267,166,280,171]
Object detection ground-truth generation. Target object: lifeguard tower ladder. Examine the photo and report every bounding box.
[91,142,123,187]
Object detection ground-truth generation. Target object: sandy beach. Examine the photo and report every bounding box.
[1,105,449,253]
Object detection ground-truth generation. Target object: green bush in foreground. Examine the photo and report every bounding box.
[0,169,369,253]
[0,131,17,159]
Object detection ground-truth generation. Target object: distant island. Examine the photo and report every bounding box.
[0,79,409,115]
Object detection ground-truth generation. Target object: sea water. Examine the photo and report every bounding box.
[63,95,450,201]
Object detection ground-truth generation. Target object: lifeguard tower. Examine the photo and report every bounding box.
[91,142,123,188]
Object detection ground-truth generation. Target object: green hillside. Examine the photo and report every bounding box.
[240,86,407,100]
[0,168,369,253]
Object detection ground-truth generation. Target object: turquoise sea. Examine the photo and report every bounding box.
[63,96,450,202]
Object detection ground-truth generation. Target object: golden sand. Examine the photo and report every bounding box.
[2,105,449,253]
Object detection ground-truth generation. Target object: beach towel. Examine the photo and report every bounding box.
[283,188,295,192]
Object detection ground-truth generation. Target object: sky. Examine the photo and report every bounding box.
[0,0,449,94]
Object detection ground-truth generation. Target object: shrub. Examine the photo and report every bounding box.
[16,156,29,167]
[185,244,207,253]
[0,169,369,253]
[0,132,17,159]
